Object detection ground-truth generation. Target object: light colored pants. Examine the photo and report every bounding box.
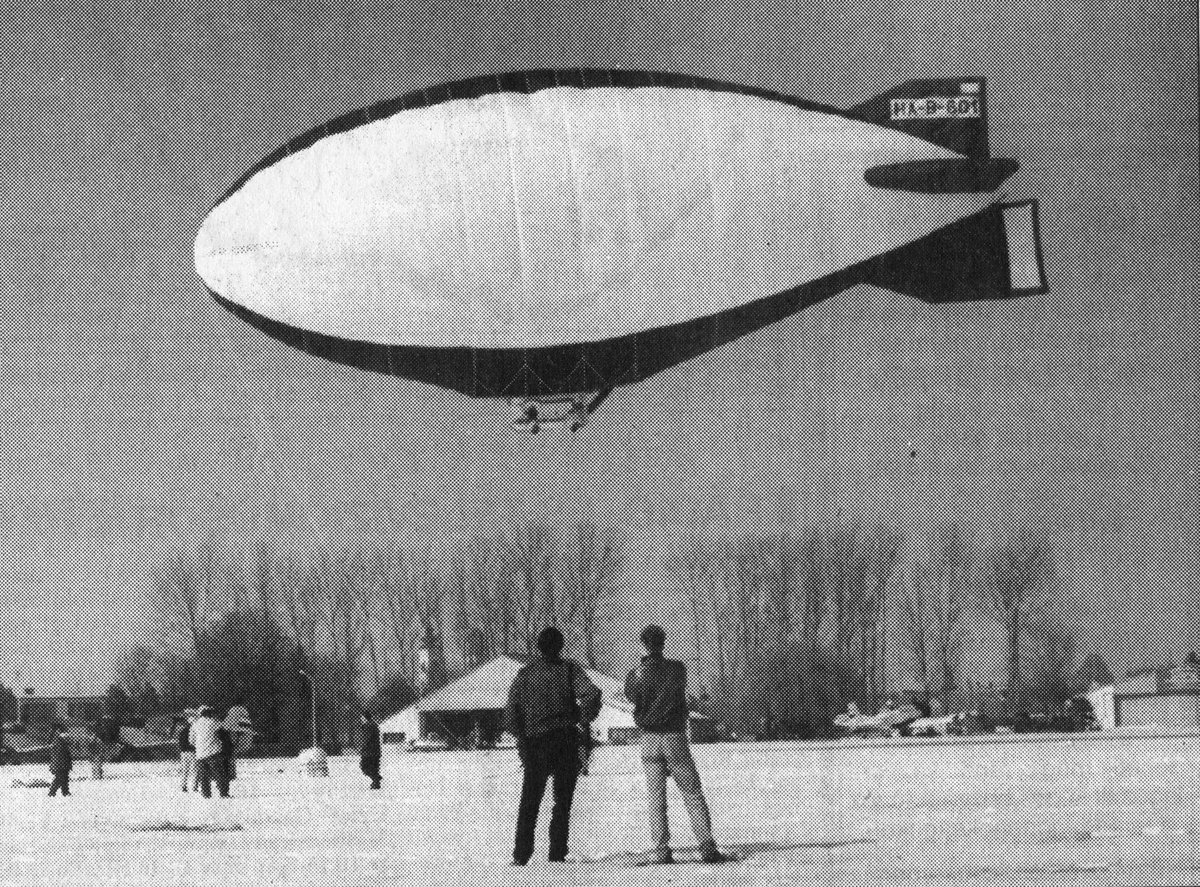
[639,732,715,853]
[180,751,196,790]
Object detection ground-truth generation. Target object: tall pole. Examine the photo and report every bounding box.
[21,686,34,725]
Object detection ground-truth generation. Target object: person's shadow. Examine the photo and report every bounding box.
[729,838,876,857]
[586,838,876,866]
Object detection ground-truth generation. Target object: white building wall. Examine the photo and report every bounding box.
[1086,686,1117,730]
[590,705,635,743]
[379,706,420,741]
[1118,695,1200,729]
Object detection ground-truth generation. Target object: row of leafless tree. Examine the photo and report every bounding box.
[668,522,1076,733]
[114,522,622,747]
[112,517,1082,745]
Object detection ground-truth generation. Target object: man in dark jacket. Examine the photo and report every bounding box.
[504,627,602,865]
[359,709,382,789]
[48,723,72,797]
[625,625,728,864]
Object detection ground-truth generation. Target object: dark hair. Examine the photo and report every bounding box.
[361,709,374,721]
[537,626,565,658]
[640,625,666,650]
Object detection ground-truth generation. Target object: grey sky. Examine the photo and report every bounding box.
[1,0,1196,693]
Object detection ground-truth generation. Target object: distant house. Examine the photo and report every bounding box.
[18,695,106,726]
[379,655,712,746]
[1088,656,1200,730]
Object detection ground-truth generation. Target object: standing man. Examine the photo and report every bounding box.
[504,627,602,865]
[359,709,382,789]
[214,721,234,798]
[178,712,196,792]
[88,726,105,780]
[48,723,72,797]
[625,625,729,864]
[190,706,223,798]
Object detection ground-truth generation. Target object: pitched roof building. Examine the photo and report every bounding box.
[379,655,709,746]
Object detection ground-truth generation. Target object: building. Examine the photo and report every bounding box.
[18,695,106,726]
[379,655,712,746]
[1088,656,1200,730]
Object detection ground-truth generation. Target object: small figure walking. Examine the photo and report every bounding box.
[504,626,602,865]
[359,709,382,789]
[48,723,72,797]
[178,712,196,792]
[88,730,105,780]
[625,625,731,864]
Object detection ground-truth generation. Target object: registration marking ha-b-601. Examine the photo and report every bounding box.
[891,96,982,120]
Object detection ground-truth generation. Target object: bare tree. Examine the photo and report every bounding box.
[452,532,514,663]
[896,563,931,706]
[981,530,1058,715]
[859,524,904,704]
[1025,616,1076,709]
[152,547,209,668]
[673,536,715,690]
[556,522,623,669]
[326,548,375,739]
[505,523,558,654]
[113,643,158,700]
[372,545,430,693]
[923,524,972,711]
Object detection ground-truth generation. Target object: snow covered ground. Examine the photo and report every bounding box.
[4,733,1198,886]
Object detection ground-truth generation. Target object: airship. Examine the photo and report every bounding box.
[195,70,1046,431]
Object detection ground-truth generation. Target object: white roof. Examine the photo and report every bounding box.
[379,655,631,734]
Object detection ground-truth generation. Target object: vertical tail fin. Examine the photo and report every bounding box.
[849,79,990,157]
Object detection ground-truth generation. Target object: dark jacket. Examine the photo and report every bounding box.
[178,726,194,753]
[49,734,73,774]
[216,726,233,758]
[625,655,690,733]
[359,721,381,762]
[505,656,602,740]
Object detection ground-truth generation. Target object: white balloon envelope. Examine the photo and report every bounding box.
[196,71,1045,415]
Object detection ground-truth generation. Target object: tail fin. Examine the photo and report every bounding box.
[868,201,1047,302]
[849,79,990,157]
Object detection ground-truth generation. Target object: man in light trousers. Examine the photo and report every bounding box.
[625,625,730,864]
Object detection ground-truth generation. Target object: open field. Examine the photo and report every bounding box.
[4,733,1198,886]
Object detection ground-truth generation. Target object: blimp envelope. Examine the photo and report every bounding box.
[196,71,1046,401]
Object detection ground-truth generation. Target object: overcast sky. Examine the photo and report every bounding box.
[1,0,1196,694]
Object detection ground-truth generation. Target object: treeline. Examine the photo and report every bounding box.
[112,523,621,749]
[110,517,1103,746]
[669,522,1084,734]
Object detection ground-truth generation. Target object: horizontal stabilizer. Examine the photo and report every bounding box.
[850,79,990,157]
[867,200,1047,302]
[864,158,1018,193]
